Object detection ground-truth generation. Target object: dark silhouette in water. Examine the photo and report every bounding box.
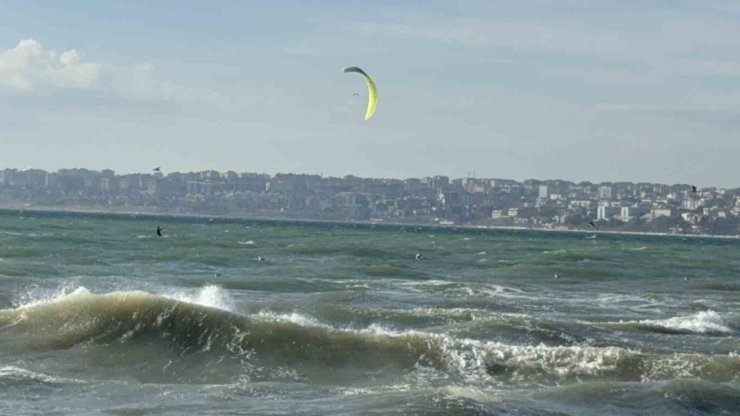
[415,253,423,261]
[156,226,163,237]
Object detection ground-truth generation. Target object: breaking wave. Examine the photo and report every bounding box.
[0,366,84,386]
[611,311,733,335]
[1,288,738,385]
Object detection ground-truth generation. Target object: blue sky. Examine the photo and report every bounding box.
[1,1,739,186]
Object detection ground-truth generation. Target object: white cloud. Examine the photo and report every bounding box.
[0,39,100,92]
[0,39,220,105]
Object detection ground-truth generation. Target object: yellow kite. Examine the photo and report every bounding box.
[343,66,377,121]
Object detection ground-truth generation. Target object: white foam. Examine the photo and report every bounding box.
[338,324,640,381]
[450,284,528,300]
[0,366,84,385]
[13,285,90,310]
[404,307,490,319]
[163,285,236,312]
[437,336,644,381]
[409,279,455,287]
[11,283,238,315]
[254,311,333,329]
[633,310,731,334]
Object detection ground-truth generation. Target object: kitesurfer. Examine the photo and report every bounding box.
[343,66,378,121]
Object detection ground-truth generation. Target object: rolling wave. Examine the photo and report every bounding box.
[1,288,738,385]
[610,311,733,335]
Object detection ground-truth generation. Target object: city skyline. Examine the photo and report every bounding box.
[2,2,739,187]
[2,166,738,236]
[0,165,736,190]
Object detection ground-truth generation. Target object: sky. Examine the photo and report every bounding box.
[1,0,739,187]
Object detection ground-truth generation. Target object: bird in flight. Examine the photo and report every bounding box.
[153,167,161,172]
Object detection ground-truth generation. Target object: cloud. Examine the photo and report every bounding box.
[0,39,221,105]
[0,39,102,93]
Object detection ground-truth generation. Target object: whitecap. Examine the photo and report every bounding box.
[633,310,731,334]
[163,285,236,312]
[0,366,84,385]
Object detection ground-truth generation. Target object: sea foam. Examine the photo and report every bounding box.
[625,310,731,334]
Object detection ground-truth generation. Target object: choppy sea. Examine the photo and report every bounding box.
[0,210,738,415]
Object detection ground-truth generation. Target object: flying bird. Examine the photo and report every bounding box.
[415,253,423,261]
[588,221,597,229]
[352,92,360,97]
[153,167,161,172]
[691,185,697,193]
[343,66,378,121]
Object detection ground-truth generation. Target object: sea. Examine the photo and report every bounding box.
[0,210,738,415]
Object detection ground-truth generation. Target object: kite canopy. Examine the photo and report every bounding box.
[343,66,377,121]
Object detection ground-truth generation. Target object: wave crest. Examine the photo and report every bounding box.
[1,289,738,384]
[614,311,732,335]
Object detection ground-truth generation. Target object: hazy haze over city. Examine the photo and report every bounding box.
[1,1,739,187]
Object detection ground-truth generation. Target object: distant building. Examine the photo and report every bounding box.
[0,165,736,235]
[681,212,700,224]
[619,205,650,221]
[200,170,220,180]
[597,205,620,220]
[682,198,703,210]
[650,208,672,220]
[538,185,549,199]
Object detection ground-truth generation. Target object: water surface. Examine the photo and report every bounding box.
[1,211,738,415]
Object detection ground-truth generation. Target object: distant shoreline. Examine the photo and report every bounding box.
[1,204,738,241]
